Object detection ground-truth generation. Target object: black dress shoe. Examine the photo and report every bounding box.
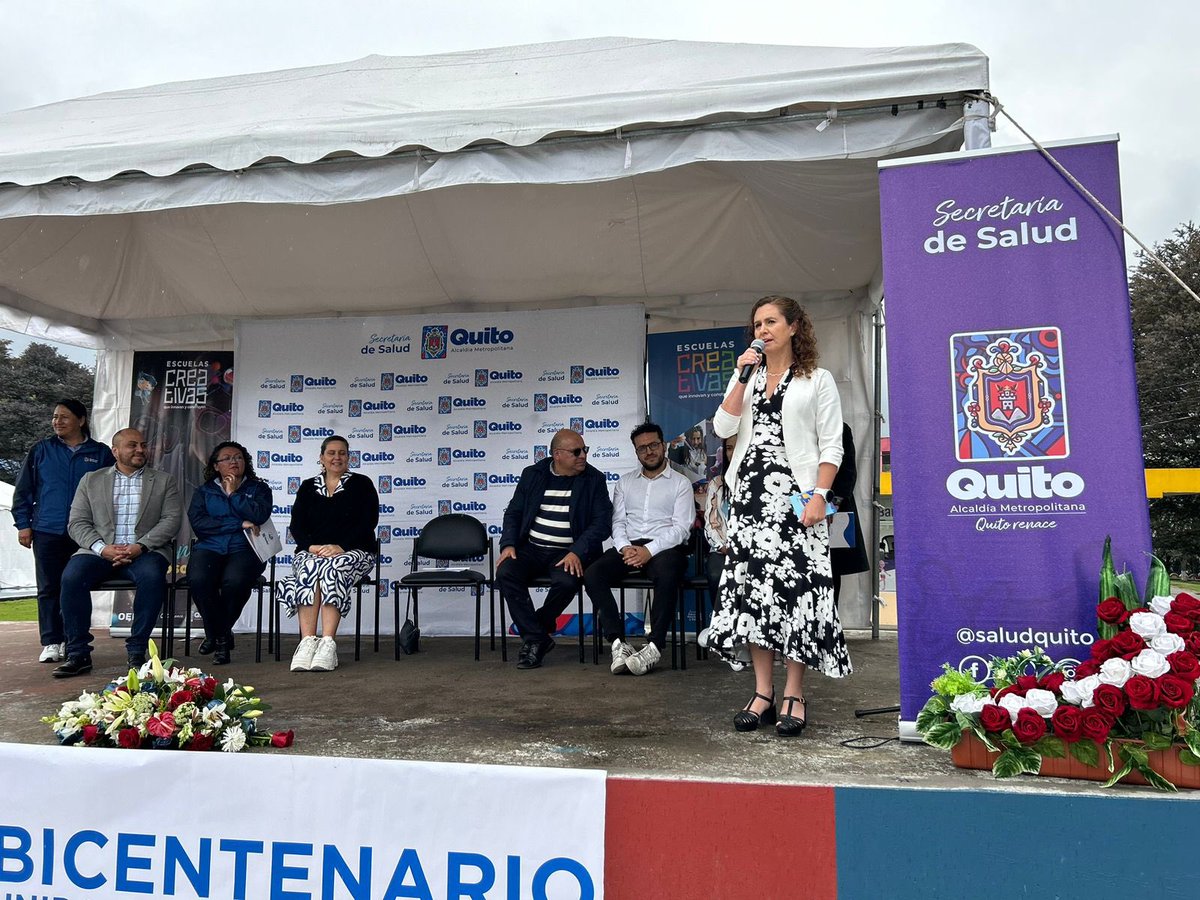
[516,636,555,670]
[52,656,93,678]
[198,636,217,655]
[212,637,231,665]
[127,651,148,670]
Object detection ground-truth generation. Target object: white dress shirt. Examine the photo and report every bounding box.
[611,464,695,557]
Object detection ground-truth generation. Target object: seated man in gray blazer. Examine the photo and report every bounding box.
[53,428,182,677]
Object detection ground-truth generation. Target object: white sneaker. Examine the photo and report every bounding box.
[626,641,661,676]
[58,642,67,660]
[39,644,62,663]
[309,636,339,672]
[290,635,319,672]
[609,639,635,675]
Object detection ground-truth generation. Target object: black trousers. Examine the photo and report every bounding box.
[496,542,582,642]
[705,550,727,626]
[31,530,77,646]
[188,547,266,640]
[583,543,689,648]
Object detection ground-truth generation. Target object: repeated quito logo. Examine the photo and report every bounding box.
[258,399,272,418]
[437,499,452,516]
[259,401,303,418]
[438,447,451,466]
[285,527,294,544]
[570,365,584,384]
[534,444,548,462]
[348,398,363,417]
[570,416,584,433]
[473,472,488,491]
[257,450,270,469]
[378,475,393,493]
[438,396,452,414]
[378,423,392,442]
[287,476,300,495]
[290,374,337,392]
[290,374,304,392]
[349,450,362,468]
[951,327,1068,461]
[475,368,489,387]
[474,419,488,439]
[534,393,548,412]
[421,325,449,359]
[381,372,395,391]
[377,525,391,544]
[287,425,301,443]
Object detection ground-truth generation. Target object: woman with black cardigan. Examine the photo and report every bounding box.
[280,435,379,673]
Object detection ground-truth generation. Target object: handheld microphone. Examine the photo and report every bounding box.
[738,339,766,384]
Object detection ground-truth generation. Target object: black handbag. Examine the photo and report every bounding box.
[398,592,420,655]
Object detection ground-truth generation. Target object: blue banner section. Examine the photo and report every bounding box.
[646,327,742,444]
[835,786,1200,899]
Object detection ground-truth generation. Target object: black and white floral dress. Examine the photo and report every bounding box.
[707,369,852,677]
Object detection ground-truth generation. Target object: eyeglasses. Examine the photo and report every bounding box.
[634,441,663,454]
[554,446,590,457]
[214,456,242,465]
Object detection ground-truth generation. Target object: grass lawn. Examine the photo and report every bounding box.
[1175,580,1200,594]
[0,598,37,622]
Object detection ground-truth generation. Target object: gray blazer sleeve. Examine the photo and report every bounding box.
[67,470,106,551]
[137,471,183,557]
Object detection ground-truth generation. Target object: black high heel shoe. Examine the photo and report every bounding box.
[734,690,777,732]
[776,695,807,737]
[212,637,231,666]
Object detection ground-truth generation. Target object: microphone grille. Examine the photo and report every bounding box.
[750,339,766,352]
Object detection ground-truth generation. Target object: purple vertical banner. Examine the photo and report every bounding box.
[878,138,1151,726]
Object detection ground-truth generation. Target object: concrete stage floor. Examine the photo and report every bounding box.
[1,620,1192,798]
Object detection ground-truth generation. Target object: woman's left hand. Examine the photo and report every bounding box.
[802,494,828,527]
[313,543,345,558]
[242,520,260,537]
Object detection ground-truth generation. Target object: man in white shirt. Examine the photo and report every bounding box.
[583,422,694,676]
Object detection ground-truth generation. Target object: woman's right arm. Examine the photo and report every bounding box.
[288,484,314,552]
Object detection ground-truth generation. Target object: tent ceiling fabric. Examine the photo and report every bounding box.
[0,37,987,348]
[0,37,987,186]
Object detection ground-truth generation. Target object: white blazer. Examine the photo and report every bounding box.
[712,368,843,495]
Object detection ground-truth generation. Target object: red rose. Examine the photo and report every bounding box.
[187,733,215,752]
[1164,612,1194,635]
[1097,598,1126,623]
[1090,639,1115,662]
[167,689,194,711]
[117,727,142,749]
[1091,683,1127,718]
[1185,632,1200,655]
[1124,674,1161,710]
[1051,705,1084,742]
[1172,593,1200,615]
[1157,674,1195,710]
[1168,651,1200,681]
[980,704,1012,733]
[1073,660,1100,679]
[1080,708,1114,743]
[1039,671,1066,694]
[198,677,219,701]
[81,725,100,745]
[1111,631,1147,656]
[270,730,295,748]
[1016,675,1039,693]
[991,685,1022,701]
[1012,708,1047,744]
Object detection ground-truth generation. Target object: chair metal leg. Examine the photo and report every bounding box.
[488,586,496,651]
[393,583,401,661]
[354,587,363,661]
[474,585,482,661]
[577,587,586,664]
[374,589,381,653]
[254,583,264,663]
[499,587,507,662]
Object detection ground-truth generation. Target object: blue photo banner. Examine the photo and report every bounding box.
[646,327,741,443]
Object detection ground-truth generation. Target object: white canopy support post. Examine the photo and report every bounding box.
[962,97,993,150]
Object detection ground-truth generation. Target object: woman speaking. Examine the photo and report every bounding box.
[707,295,851,737]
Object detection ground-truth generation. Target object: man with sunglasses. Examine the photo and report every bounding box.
[497,428,612,669]
[584,422,694,676]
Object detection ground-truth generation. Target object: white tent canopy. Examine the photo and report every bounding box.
[0,37,990,629]
[0,481,37,600]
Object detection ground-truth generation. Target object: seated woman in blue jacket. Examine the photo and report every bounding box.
[187,441,273,664]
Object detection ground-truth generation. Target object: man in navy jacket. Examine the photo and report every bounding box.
[496,428,612,669]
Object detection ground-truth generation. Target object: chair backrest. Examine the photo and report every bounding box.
[413,514,488,564]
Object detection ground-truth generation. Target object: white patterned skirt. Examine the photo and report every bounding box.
[278,549,375,618]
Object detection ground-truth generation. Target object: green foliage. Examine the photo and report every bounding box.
[992,746,1041,779]
[0,339,96,483]
[1069,739,1101,768]
[915,696,949,734]
[0,599,37,621]
[922,721,964,751]
[929,664,985,700]
[1033,735,1066,760]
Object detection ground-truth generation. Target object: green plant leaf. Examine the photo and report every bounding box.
[1120,743,1150,767]
[1141,731,1174,750]
[1069,739,1101,768]
[1097,621,1119,640]
[1114,570,1140,611]
[1035,735,1067,759]
[1179,749,1200,767]
[1183,730,1200,758]
[992,747,1041,779]
[1134,760,1178,793]
[1102,757,1134,788]
[923,721,964,750]
[916,698,948,735]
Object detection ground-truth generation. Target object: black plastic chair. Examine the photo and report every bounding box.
[93,539,178,657]
[591,570,686,669]
[172,539,278,662]
[524,575,587,663]
[394,514,495,661]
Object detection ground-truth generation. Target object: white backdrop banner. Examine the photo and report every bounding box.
[0,742,605,899]
[233,307,646,636]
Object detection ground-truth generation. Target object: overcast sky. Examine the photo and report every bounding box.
[1,0,1196,364]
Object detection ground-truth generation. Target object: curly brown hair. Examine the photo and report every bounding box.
[202,441,257,483]
[746,295,819,377]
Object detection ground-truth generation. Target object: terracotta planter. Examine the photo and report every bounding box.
[950,731,1200,789]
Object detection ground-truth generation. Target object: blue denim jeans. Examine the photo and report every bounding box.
[60,551,169,658]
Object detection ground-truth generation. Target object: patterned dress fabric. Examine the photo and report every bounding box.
[279,549,374,618]
[707,369,852,677]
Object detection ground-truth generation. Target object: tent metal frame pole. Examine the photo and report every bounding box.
[870,302,885,640]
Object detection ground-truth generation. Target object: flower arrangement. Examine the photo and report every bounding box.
[42,640,294,752]
[918,538,1200,791]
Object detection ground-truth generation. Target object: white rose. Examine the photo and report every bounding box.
[1098,657,1132,688]
[1149,595,1174,616]
[1059,680,1087,705]
[1129,611,1167,639]
[998,692,1028,723]
[1131,648,1170,679]
[1023,688,1058,717]
[1150,632,1186,655]
[1077,674,1102,708]
[950,693,989,715]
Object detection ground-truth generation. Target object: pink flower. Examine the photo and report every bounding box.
[146,712,176,739]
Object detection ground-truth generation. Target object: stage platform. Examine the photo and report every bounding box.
[5,621,1199,899]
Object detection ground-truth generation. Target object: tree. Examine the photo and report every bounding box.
[0,339,96,483]
[1130,223,1200,572]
